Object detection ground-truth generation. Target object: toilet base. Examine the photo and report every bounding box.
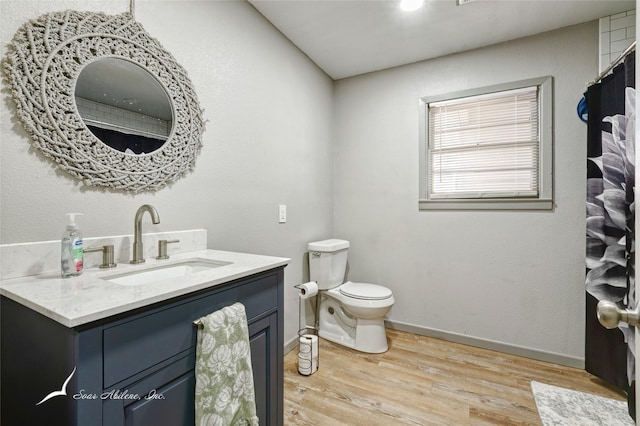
[319,319,389,353]
[318,296,389,354]
[356,318,389,353]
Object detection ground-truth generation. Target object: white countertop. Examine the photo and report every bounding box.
[0,250,290,328]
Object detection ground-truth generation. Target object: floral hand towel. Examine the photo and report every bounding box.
[195,302,259,426]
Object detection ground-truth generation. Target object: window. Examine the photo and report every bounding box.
[419,76,553,210]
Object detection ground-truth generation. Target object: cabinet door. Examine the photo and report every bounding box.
[102,354,195,426]
[249,312,279,426]
[124,372,195,426]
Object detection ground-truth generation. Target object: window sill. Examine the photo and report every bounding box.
[418,198,554,211]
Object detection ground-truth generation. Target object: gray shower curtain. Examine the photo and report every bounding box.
[585,51,635,418]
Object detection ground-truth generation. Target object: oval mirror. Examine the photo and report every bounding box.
[75,58,173,155]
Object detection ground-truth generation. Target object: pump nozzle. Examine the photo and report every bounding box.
[65,213,83,229]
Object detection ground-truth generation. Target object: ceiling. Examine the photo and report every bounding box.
[248,0,636,80]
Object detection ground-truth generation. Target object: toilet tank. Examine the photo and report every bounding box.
[308,239,350,290]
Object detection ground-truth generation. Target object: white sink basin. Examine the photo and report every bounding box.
[102,258,232,286]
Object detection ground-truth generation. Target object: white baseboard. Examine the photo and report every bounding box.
[385,319,584,369]
[284,336,299,355]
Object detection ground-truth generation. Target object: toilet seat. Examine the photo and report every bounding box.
[339,281,392,300]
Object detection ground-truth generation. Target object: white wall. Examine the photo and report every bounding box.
[333,22,597,363]
[0,0,334,343]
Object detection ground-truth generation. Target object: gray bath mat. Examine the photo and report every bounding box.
[531,381,634,426]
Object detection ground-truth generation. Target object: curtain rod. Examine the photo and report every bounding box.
[587,41,636,87]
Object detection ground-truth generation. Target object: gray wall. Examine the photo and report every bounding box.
[1,0,602,363]
[333,22,597,363]
[0,0,334,343]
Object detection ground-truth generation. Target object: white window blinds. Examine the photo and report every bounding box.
[427,86,540,199]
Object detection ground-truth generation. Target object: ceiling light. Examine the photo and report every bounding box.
[400,0,423,12]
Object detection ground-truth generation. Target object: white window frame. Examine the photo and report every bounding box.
[418,76,553,211]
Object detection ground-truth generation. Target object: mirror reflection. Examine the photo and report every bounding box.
[75,58,173,155]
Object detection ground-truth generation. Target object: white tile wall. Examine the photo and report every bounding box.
[75,96,171,139]
[599,9,636,72]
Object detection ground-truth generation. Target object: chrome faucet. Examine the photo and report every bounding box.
[130,204,160,264]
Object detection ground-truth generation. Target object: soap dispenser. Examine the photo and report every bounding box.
[61,213,84,278]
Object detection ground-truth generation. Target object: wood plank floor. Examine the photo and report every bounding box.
[283,329,627,425]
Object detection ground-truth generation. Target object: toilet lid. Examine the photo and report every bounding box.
[339,282,392,300]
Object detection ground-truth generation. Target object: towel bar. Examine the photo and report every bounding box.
[193,319,204,329]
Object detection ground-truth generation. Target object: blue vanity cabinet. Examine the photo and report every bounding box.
[0,267,284,426]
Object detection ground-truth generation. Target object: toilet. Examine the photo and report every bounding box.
[308,239,395,353]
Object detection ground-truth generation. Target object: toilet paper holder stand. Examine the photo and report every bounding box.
[295,282,320,333]
[295,282,320,365]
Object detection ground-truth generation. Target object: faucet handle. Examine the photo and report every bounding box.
[85,245,117,269]
[156,239,179,260]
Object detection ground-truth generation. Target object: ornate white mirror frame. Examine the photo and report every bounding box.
[3,10,205,192]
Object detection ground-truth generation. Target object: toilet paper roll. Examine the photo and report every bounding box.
[298,354,312,367]
[299,340,312,354]
[298,352,311,375]
[298,334,318,375]
[298,281,318,300]
[298,365,311,376]
[301,334,319,357]
[297,353,317,376]
[298,334,319,375]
